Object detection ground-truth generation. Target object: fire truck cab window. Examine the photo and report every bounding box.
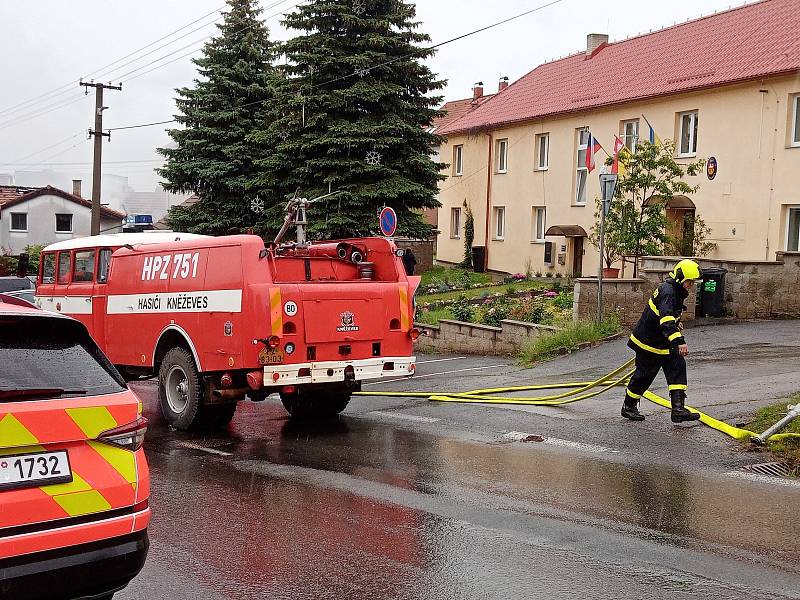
[97,249,112,283]
[73,251,95,283]
[56,252,72,285]
[41,253,56,284]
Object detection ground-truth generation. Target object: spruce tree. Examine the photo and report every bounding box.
[251,0,445,240]
[158,0,280,235]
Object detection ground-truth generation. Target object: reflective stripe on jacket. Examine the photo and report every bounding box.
[629,277,688,355]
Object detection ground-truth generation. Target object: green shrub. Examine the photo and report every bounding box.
[552,291,574,310]
[520,316,621,364]
[451,295,475,322]
[480,299,510,327]
[508,298,545,324]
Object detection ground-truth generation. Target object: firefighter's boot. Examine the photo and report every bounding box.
[621,395,645,421]
[670,390,700,423]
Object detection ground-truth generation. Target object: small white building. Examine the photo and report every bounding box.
[0,183,124,255]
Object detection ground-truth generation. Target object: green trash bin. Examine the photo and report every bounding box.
[699,267,727,317]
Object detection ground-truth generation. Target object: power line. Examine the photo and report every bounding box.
[108,120,176,132]
[234,0,569,113]
[81,6,225,82]
[7,130,85,163]
[115,0,297,84]
[101,0,294,84]
[36,139,91,165]
[0,95,90,132]
[0,5,226,121]
[0,0,294,129]
[0,158,163,166]
[102,0,567,133]
[88,16,224,85]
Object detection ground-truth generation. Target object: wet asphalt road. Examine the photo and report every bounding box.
[120,321,800,600]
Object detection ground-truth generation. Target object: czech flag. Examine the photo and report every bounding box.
[585,133,603,173]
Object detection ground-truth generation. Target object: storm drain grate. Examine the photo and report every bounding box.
[744,461,791,478]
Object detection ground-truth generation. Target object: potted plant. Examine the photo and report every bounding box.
[589,197,625,278]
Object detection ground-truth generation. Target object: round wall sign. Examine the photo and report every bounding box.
[379,206,398,237]
[706,156,718,180]
[284,301,298,316]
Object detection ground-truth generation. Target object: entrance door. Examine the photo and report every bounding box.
[666,209,695,255]
[571,237,584,277]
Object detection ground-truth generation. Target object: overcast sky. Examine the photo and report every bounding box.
[0,0,750,191]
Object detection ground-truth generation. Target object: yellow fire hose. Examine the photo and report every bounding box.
[354,358,800,443]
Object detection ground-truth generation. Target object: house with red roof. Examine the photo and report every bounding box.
[429,82,498,233]
[0,182,124,255]
[436,0,800,276]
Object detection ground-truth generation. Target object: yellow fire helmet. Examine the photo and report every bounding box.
[670,259,702,283]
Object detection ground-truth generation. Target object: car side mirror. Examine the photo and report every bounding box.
[16,252,29,278]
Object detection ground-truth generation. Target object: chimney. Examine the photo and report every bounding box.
[72,179,82,198]
[472,82,484,99]
[498,77,509,92]
[586,33,609,58]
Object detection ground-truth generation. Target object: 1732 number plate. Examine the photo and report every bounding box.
[0,450,72,491]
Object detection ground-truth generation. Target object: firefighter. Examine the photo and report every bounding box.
[622,259,703,423]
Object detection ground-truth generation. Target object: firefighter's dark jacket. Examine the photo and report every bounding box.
[629,277,688,355]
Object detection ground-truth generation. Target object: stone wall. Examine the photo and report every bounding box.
[414,319,559,356]
[641,254,800,319]
[573,278,656,327]
[395,237,435,274]
[573,253,800,323]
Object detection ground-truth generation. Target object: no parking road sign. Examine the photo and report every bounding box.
[379,206,397,237]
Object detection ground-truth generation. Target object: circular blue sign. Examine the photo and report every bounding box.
[707,156,718,180]
[379,207,397,237]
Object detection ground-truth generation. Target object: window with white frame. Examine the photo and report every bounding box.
[450,207,461,239]
[575,128,589,205]
[532,207,546,242]
[678,110,699,156]
[792,95,800,147]
[55,213,73,233]
[535,133,549,170]
[622,119,639,152]
[453,144,464,175]
[496,138,508,173]
[494,206,506,239]
[787,207,800,252]
[10,212,27,232]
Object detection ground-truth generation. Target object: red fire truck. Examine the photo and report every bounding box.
[36,204,419,430]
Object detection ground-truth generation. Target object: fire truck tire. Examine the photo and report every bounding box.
[279,388,350,420]
[158,347,204,430]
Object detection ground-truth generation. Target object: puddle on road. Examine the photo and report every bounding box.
[692,343,800,363]
[132,382,800,600]
[142,396,800,562]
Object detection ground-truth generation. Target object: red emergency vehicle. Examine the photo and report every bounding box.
[37,224,419,430]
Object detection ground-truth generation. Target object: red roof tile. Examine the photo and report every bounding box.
[0,185,37,204]
[432,95,494,132]
[441,0,800,135]
[0,185,125,220]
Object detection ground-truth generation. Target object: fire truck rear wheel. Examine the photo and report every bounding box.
[158,347,203,430]
[279,388,350,420]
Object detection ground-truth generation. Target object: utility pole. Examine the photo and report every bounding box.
[79,80,122,235]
